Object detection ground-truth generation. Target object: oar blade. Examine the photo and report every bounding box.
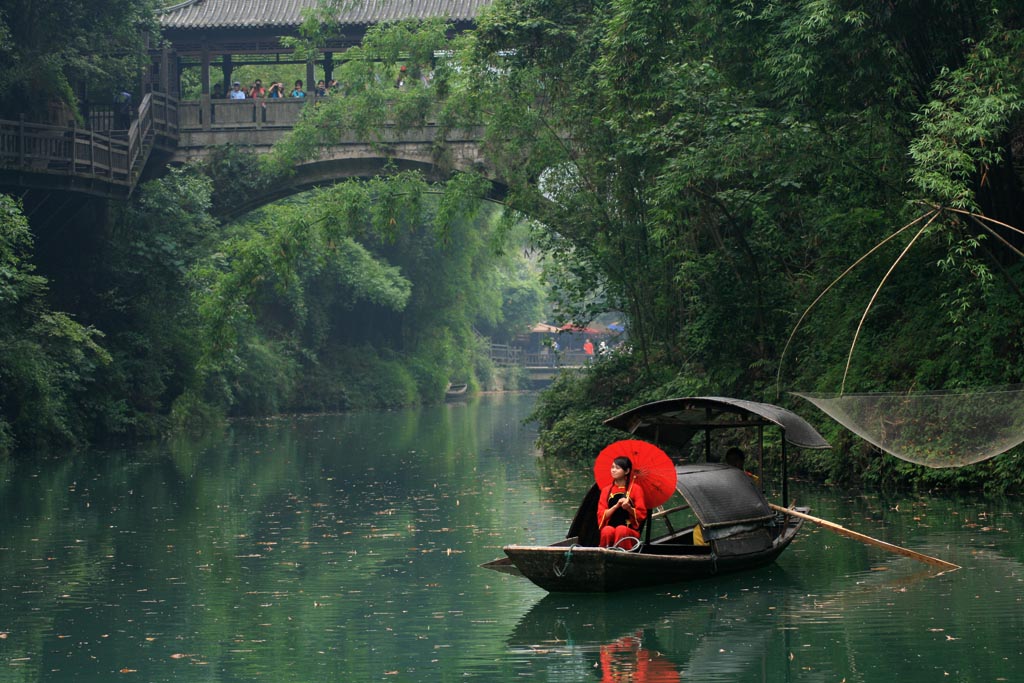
[770,503,960,571]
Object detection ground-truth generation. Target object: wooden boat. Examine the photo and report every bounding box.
[483,397,831,592]
[445,382,468,400]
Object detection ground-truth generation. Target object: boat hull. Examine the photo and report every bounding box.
[500,518,803,592]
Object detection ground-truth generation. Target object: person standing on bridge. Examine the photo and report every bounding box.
[583,339,595,356]
[229,81,246,100]
[291,80,306,98]
[114,90,132,129]
[248,79,266,100]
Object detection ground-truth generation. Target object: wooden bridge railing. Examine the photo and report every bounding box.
[491,344,590,368]
[0,91,178,192]
[178,99,307,130]
[490,343,523,366]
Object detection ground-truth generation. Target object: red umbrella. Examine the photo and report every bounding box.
[593,439,677,509]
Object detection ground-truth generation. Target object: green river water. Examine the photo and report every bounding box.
[1,393,1022,682]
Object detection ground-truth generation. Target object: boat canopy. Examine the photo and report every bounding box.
[674,463,772,530]
[603,396,831,450]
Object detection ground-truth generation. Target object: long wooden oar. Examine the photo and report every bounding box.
[770,503,960,571]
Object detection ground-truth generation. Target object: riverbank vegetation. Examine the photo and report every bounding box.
[2,2,1023,492]
[449,0,1024,491]
[0,153,543,452]
[280,2,1024,491]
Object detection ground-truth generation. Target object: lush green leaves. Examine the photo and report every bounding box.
[909,35,1024,209]
[450,0,1024,488]
[0,195,110,453]
[0,0,159,121]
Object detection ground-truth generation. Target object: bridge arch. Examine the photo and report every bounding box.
[217,153,509,220]
[169,107,506,218]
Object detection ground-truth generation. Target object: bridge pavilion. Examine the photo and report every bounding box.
[157,0,490,104]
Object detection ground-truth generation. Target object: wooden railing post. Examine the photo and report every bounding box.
[18,114,25,167]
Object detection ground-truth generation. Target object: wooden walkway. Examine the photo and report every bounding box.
[0,94,489,207]
[0,93,179,198]
[489,342,589,385]
[491,343,590,368]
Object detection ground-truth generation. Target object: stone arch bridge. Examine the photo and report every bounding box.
[174,98,498,218]
[0,94,499,225]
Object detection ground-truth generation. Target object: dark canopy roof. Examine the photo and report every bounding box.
[159,0,490,30]
[673,464,772,529]
[604,396,831,450]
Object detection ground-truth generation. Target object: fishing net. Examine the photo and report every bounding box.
[794,387,1024,468]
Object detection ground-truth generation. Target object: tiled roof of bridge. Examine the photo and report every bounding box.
[159,0,489,29]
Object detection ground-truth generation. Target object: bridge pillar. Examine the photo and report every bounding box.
[324,52,334,82]
[200,44,211,131]
[222,55,233,95]
[201,44,210,95]
[160,47,172,95]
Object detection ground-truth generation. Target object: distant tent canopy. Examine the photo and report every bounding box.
[560,324,603,335]
[528,322,615,335]
[795,387,1024,468]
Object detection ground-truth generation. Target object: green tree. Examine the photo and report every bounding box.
[449,0,1023,486]
[0,195,110,454]
[0,0,159,122]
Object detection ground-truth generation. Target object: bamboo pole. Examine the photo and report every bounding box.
[770,503,960,571]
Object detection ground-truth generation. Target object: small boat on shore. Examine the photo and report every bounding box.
[483,397,831,592]
[445,382,468,400]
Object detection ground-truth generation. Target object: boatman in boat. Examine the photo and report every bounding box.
[693,447,761,546]
[597,456,647,549]
[725,447,760,485]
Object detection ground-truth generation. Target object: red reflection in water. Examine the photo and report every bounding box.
[599,632,681,682]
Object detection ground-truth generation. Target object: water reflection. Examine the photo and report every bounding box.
[3,395,1024,682]
[0,395,557,682]
[506,571,798,682]
[501,525,1024,683]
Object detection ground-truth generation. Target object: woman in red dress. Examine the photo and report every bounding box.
[596,456,647,549]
